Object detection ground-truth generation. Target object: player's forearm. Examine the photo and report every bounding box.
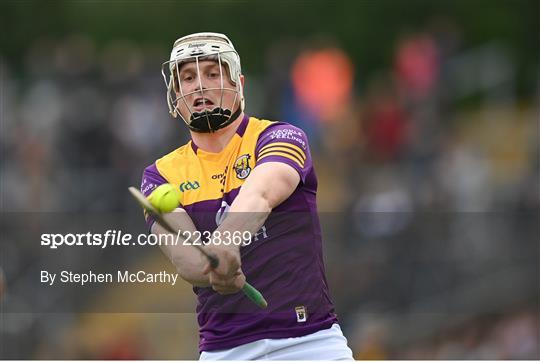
[152,211,210,287]
[226,192,270,234]
[212,163,298,252]
[203,191,270,278]
[214,190,271,248]
[218,163,299,236]
[203,163,300,278]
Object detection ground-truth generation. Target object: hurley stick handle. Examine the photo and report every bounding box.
[242,282,268,309]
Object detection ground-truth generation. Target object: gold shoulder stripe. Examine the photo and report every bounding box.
[257,146,306,165]
[258,150,305,168]
[259,142,306,161]
[259,144,306,162]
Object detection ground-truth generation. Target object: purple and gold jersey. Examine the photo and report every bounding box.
[140,115,337,352]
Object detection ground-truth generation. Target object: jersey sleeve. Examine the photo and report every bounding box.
[140,163,168,230]
[255,123,312,183]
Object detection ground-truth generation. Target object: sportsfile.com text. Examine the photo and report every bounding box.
[40,230,253,249]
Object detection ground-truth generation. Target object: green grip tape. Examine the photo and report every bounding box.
[242,282,268,309]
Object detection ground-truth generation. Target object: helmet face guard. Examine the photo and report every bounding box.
[162,33,245,133]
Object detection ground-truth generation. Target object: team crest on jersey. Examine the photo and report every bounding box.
[234,154,252,180]
[295,306,307,322]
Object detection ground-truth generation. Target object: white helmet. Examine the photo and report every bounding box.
[161,32,245,132]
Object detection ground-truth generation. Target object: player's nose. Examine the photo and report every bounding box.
[187,79,209,94]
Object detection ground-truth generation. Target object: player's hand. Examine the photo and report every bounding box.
[202,244,244,294]
[202,244,241,278]
[207,268,246,295]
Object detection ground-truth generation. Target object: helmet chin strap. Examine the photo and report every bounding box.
[188,105,242,133]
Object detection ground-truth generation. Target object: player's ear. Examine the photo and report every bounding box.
[240,74,245,88]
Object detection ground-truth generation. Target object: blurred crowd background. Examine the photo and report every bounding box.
[1,0,539,359]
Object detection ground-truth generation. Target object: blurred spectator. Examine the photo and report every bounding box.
[291,47,354,123]
[0,267,6,299]
[363,75,409,163]
[394,33,439,101]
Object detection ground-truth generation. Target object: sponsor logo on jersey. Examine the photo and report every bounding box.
[234,154,252,180]
[215,201,269,241]
[211,173,224,180]
[141,179,156,195]
[252,226,268,241]
[295,306,307,322]
[215,201,230,226]
[269,129,307,149]
[179,181,200,192]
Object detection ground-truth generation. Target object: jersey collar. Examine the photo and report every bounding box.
[190,114,249,155]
